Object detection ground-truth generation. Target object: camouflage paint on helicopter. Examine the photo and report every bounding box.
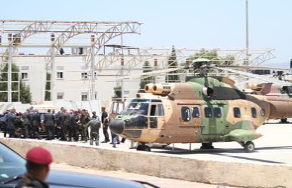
[110,76,292,152]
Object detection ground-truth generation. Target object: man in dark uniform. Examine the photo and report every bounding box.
[86,119,101,146]
[16,147,52,188]
[31,110,41,139]
[101,107,110,143]
[6,109,16,138]
[80,109,90,142]
[68,111,77,141]
[44,110,55,140]
[22,109,31,138]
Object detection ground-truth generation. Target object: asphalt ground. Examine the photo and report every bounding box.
[2,120,292,165]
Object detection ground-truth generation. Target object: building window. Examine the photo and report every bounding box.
[81,72,88,79]
[233,107,241,118]
[21,72,28,80]
[204,107,212,118]
[57,92,64,100]
[81,92,88,101]
[181,107,191,122]
[192,107,200,118]
[251,107,257,118]
[57,71,64,79]
[214,107,222,118]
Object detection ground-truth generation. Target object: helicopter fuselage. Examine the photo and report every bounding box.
[110,76,292,145]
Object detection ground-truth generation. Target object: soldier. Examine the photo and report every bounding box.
[101,107,110,143]
[0,111,8,137]
[86,119,101,146]
[16,147,52,188]
[22,109,31,138]
[80,109,90,142]
[68,111,78,141]
[31,110,41,139]
[6,109,16,138]
[62,109,70,141]
[44,109,55,140]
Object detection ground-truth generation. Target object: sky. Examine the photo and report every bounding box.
[1,0,292,67]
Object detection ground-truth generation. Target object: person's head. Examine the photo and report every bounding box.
[101,107,106,112]
[92,111,96,115]
[25,147,53,181]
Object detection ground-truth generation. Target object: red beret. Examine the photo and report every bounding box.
[26,147,53,165]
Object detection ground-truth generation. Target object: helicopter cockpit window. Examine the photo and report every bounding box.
[192,107,200,118]
[214,107,222,118]
[204,107,212,118]
[121,99,149,115]
[181,107,191,122]
[150,104,164,116]
[233,107,241,118]
[251,107,257,118]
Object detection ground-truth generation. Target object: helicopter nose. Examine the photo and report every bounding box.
[109,119,125,134]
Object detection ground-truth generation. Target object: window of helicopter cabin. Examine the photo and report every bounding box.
[251,107,257,118]
[214,107,222,118]
[192,107,200,118]
[181,107,191,122]
[233,107,241,118]
[204,107,212,118]
[150,104,164,116]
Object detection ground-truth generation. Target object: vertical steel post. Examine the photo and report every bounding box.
[91,35,96,100]
[7,33,12,103]
[7,46,12,103]
[50,33,55,101]
[245,0,249,66]
[120,33,124,102]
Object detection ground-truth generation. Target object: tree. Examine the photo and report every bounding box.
[45,73,51,101]
[0,63,31,103]
[139,61,154,92]
[166,46,180,83]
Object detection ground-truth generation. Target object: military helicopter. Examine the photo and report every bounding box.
[109,59,292,152]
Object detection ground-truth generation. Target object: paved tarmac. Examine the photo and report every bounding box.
[1,120,292,187]
[1,120,292,166]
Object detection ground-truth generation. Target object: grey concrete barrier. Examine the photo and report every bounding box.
[1,138,291,188]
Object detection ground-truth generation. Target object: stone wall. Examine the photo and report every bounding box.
[1,138,291,187]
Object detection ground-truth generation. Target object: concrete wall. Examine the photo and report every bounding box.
[1,138,291,188]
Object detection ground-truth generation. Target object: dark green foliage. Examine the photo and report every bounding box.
[0,63,31,103]
[45,73,51,101]
[139,61,154,92]
[166,46,180,83]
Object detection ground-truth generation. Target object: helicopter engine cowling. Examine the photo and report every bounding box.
[144,83,155,93]
[152,84,172,95]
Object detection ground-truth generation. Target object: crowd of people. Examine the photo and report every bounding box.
[0,106,124,147]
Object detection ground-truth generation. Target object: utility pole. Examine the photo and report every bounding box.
[50,33,55,101]
[7,34,12,103]
[245,0,249,66]
[90,35,96,100]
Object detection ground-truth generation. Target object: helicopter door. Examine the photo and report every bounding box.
[201,105,226,135]
[149,103,165,129]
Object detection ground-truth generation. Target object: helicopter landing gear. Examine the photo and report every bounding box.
[200,142,214,149]
[136,143,151,152]
[239,141,255,153]
[280,118,288,123]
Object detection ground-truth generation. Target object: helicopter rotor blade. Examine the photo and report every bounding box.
[219,65,290,72]
[115,67,185,80]
[214,66,291,86]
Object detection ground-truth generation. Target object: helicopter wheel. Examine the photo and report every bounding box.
[136,143,151,152]
[281,118,288,123]
[243,141,255,153]
[200,142,214,149]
